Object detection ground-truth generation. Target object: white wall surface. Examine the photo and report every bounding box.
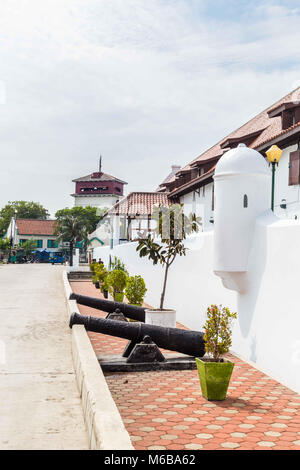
[74,195,118,209]
[94,221,300,394]
[181,183,214,231]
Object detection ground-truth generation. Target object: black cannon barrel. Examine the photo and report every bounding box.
[69,292,145,322]
[70,312,205,358]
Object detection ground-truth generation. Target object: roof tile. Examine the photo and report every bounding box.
[16,219,56,236]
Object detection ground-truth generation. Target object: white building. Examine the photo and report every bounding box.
[5,218,60,251]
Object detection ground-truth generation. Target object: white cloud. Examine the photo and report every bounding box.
[0,0,300,215]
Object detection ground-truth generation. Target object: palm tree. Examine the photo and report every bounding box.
[55,215,86,266]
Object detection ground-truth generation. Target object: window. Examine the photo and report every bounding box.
[47,240,58,248]
[36,240,43,248]
[243,194,248,208]
[289,151,300,186]
[19,239,27,245]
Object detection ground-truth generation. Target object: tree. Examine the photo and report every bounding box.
[55,215,87,266]
[0,238,10,258]
[18,240,37,261]
[55,206,106,234]
[0,201,49,237]
[136,204,201,310]
[203,305,237,361]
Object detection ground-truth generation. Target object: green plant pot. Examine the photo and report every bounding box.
[114,292,124,302]
[195,358,234,401]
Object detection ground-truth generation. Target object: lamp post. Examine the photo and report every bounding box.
[266,145,283,211]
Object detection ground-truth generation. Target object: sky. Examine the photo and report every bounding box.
[1,0,300,216]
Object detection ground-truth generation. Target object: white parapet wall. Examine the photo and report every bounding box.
[62,269,134,450]
[94,220,300,394]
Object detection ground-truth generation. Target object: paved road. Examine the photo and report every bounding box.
[0,264,88,450]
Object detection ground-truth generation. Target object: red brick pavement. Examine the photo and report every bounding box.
[70,281,300,450]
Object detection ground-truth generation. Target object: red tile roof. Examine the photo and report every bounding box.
[106,192,170,216]
[16,219,56,236]
[163,87,300,190]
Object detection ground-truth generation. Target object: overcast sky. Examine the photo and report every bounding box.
[1,0,300,216]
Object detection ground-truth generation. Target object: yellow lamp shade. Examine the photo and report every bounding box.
[266,145,283,163]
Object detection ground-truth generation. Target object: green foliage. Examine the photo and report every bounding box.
[55,206,106,234]
[94,263,108,285]
[137,204,201,309]
[110,256,128,274]
[0,201,49,237]
[0,238,10,254]
[89,261,98,274]
[203,305,237,361]
[18,239,37,258]
[106,269,128,299]
[55,214,87,266]
[125,275,147,306]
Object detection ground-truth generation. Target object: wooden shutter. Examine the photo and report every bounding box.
[289,151,300,186]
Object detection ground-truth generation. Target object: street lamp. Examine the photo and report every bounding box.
[266,145,283,211]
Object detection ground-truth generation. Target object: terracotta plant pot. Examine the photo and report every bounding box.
[195,358,234,401]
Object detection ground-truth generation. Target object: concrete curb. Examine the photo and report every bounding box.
[62,269,134,450]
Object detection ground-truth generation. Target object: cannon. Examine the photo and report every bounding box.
[70,312,205,368]
[69,292,145,322]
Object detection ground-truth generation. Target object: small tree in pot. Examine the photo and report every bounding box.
[196,304,237,401]
[136,204,200,326]
[106,269,128,302]
[125,275,147,306]
[94,263,108,292]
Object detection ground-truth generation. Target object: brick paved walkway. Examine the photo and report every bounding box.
[70,280,300,450]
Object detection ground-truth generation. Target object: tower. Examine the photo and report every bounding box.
[213,144,271,292]
[71,157,127,210]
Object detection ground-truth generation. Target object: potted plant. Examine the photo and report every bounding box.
[89,261,98,274]
[125,275,147,306]
[106,269,128,302]
[92,274,99,288]
[136,204,200,327]
[196,304,237,401]
[110,256,128,274]
[94,263,107,287]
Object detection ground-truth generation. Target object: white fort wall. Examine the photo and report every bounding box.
[94,218,300,394]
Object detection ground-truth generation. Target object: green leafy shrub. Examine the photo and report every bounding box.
[110,256,128,274]
[203,305,237,362]
[89,261,98,274]
[125,275,147,306]
[94,263,108,287]
[106,269,128,300]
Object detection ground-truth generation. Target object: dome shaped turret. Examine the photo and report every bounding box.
[215,144,269,178]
